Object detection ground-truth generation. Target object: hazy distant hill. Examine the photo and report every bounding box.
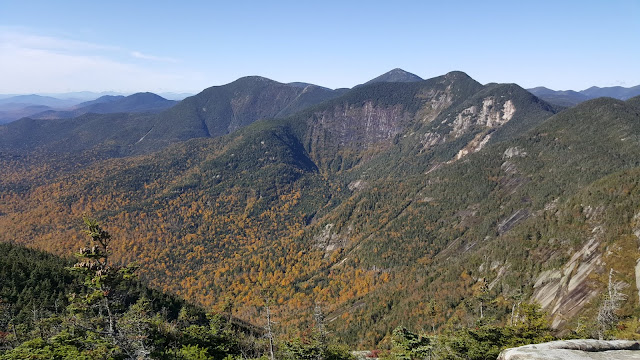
[527,86,590,107]
[157,92,194,100]
[0,92,192,124]
[0,95,84,123]
[528,84,640,107]
[35,91,125,100]
[0,94,82,108]
[81,92,176,113]
[29,92,177,120]
[0,105,53,124]
[581,84,640,99]
[76,94,126,107]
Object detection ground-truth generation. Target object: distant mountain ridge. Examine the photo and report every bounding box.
[581,84,640,99]
[0,92,192,124]
[0,68,421,124]
[0,91,194,101]
[29,92,177,120]
[76,94,126,107]
[0,95,85,124]
[0,94,82,107]
[528,84,640,107]
[0,70,553,159]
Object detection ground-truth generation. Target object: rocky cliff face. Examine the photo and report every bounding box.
[532,234,603,328]
[416,83,555,162]
[302,100,413,172]
[451,98,516,138]
[299,74,479,172]
[312,101,408,148]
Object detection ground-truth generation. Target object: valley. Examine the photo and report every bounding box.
[1,69,640,354]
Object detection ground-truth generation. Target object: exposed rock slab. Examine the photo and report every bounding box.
[497,339,640,360]
[532,231,603,328]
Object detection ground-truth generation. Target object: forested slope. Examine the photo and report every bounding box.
[3,74,639,347]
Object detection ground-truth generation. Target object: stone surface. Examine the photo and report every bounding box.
[497,339,640,360]
[503,146,527,159]
[451,97,516,138]
[532,232,603,328]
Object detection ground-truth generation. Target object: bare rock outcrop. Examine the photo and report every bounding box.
[497,339,640,360]
[451,98,516,138]
[531,230,603,328]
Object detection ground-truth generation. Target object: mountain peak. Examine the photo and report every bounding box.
[232,75,278,85]
[443,70,473,81]
[126,92,168,101]
[364,68,423,85]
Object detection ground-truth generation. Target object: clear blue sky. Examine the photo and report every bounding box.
[0,0,638,94]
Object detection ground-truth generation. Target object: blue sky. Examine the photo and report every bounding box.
[0,0,638,94]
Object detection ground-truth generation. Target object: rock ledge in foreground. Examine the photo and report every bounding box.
[497,339,640,360]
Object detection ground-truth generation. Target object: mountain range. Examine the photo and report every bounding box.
[0,92,188,124]
[2,73,637,124]
[1,68,640,346]
[0,95,84,124]
[528,84,640,107]
[28,92,177,120]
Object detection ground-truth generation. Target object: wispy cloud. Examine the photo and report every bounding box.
[131,51,178,63]
[0,28,200,93]
[0,28,119,54]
